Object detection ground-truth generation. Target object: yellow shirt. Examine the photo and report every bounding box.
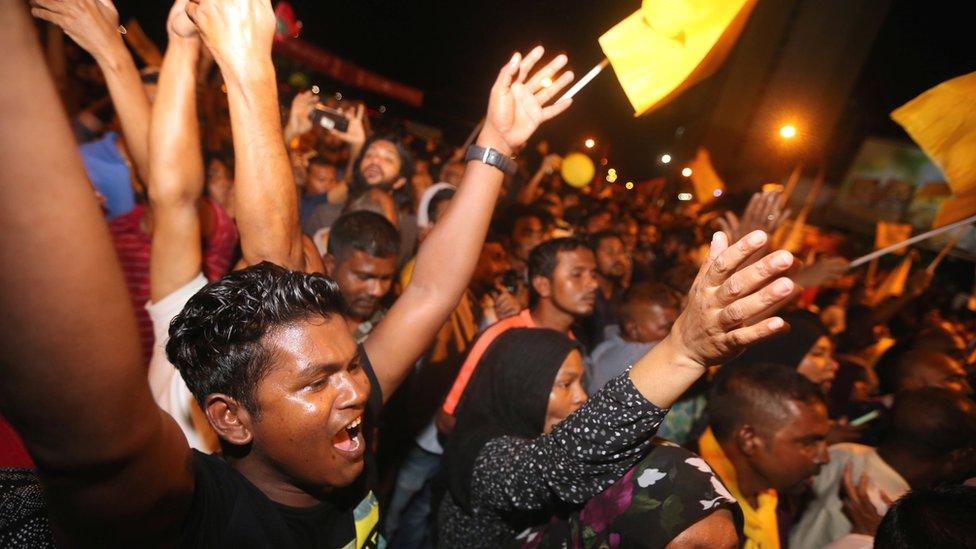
[699,427,780,549]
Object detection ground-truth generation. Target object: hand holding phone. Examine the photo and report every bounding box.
[309,104,349,133]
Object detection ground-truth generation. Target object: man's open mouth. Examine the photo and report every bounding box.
[332,416,363,453]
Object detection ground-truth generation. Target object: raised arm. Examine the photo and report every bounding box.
[0,2,192,543]
[188,0,305,270]
[31,0,152,183]
[148,0,204,301]
[366,46,574,401]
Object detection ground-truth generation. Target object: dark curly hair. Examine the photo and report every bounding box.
[166,262,349,415]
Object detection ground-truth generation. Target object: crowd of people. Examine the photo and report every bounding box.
[1,0,975,547]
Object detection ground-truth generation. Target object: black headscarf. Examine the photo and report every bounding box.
[725,309,829,371]
[444,328,582,513]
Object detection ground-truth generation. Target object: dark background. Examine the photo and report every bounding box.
[115,1,974,183]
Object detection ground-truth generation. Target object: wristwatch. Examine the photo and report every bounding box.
[464,144,517,176]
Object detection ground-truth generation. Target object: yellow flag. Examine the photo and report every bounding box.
[599,0,757,116]
[687,147,726,203]
[875,221,913,255]
[867,254,915,306]
[891,71,976,226]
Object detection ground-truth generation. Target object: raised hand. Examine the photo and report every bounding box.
[283,90,317,142]
[717,191,791,244]
[330,103,367,149]
[167,0,197,38]
[794,256,849,289]
[479,46,574,155]
[669,231,796,367]
[185,0,275,81]
[842,463,892,536]
[30,0,121,62]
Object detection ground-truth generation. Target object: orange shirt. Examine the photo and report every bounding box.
[441,310,536,415]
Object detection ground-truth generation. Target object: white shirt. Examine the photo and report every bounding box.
[146,273,211,451]
[790,443,910,549]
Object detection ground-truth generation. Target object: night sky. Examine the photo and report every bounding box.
[117,0,974,182]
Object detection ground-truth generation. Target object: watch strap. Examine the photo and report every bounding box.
[464,144,517,176]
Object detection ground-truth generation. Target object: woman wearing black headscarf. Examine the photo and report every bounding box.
[438,329,740,548]
[724,310,839,392]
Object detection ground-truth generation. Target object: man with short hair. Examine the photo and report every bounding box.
[587,281,680,394]
[699,362,831,549]
[325,211,400,342]
[581,230,630,348]
[790,387,976,549]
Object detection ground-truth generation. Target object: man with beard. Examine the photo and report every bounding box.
[699,362,831,549]
[581,230,630,349]
[439,236,599,426]
[324,211,400,343]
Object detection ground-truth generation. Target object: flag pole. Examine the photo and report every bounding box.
[558,58,610,103]
[848,214,976,270]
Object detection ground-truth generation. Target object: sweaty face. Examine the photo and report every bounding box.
[797,336,839,392]
[248,318,370,491]
[751,400,830,491]
[510,216,546,262]
[595,236,628,280]
[548,249,600,317]
[306,164,338,195]
[359,140,402,187]
[332,250,397,320]
[544,350,588,433]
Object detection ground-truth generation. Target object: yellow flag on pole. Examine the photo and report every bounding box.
[687,147,726,203]
[891,71,976,227]
[599,0,757,116]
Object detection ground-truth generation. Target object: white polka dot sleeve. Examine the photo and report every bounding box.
[471,373,668,513]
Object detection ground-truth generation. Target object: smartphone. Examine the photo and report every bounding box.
[848,409,881,427]
[310,104,349,132]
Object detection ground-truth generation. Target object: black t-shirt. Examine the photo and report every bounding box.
[178,346,384,548]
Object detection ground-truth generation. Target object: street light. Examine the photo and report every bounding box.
[661,153,672,164]
[681,167,693,177]
[625,182,635,190]
[779,124,797,139]
[584,138,596,149]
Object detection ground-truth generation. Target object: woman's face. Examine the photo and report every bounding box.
[544,350,588,433]
[797,336,839,391]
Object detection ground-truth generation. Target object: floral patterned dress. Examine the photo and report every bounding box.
[519,440,739,548]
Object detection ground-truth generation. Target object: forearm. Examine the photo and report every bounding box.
[0,1,154,467]
[148,36,204,301]
[94,37,152,183]
[408,130,507,301]
[223,62,303,269]
[628,336,708,409]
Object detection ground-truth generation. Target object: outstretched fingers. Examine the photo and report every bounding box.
[515,45,545,84]
[702,230,771,288]
[715,248,794,306]
[717,275,794,329]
